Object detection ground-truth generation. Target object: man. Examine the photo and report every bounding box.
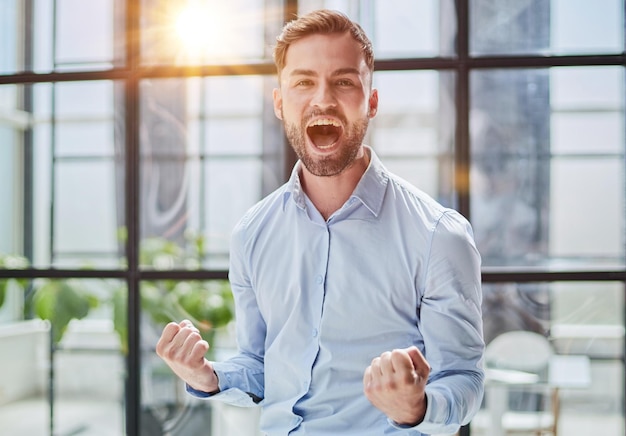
[157,9,484,435]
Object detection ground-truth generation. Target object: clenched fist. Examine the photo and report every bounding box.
[156,319,219,394]
[363,346,430,426]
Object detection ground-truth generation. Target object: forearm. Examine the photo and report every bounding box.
[212,352,265,399]
[421,370,484,429]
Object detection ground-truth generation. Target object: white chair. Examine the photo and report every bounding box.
[473,330,560,436]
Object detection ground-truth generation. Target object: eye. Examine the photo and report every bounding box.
[336,78,355,87]
[295,79,313,87]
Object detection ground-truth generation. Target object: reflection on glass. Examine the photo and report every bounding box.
[371,70,456,208]
[470,0,623,56]
[475,281,624,436]
[299,0,457,58]
[470,67,625,268]
[139,76,281,270]
[0,278,126,436]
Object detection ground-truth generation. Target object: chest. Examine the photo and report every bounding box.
[249,215,429,341]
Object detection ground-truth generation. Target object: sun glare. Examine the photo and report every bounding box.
[174,4,214,57]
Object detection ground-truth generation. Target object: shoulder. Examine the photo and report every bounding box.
[385,171,449,222]
[231,184,289,239]
[384,170,476,242]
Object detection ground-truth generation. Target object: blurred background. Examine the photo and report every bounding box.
[0,0,624,435]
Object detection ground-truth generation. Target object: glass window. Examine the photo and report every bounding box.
[0,0,22,74]
[139,76,282,270]
[0,317,50,434]
[0,90,123,267]
[54,0,122,70]
[470,67,625,268]
[1,278,126,436]
[27,81,124,268]
[140,0,270,66]
[371,70,456,207]
[478,281,624,435]
[470,0,624,56]
[0,85,24,255]
[0,0,122,73]
[140,279,234,435]
[1,2,625,435]
[299,0,457,58]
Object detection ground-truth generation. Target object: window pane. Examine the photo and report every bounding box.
[139,77,282,270]
[371,70,456,208]
[0,1,122,73]
[54,161,119,257]
[1,278,126,435]
[50,81,124,268]
[26,81,125,268]
[140,0,272,66]
[55,0,122,70]
[477,281,625,436]
[0,0,22,74]
[0,317,50,434]
[470,67,625,268]
[299,0,457,58]
[0,85,23,256]
[470,0,624,56]
[140,279,234,434]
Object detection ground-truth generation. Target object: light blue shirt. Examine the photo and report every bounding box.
[190,147,484,435]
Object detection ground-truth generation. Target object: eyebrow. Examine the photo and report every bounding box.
[289,67,361,77]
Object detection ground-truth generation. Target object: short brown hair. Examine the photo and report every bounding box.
[273,9,375,77]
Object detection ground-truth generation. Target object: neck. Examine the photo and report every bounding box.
[300,147,370,220]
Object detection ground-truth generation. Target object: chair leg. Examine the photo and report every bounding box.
[551,387,560,436]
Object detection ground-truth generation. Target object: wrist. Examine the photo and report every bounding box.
[392,393,427,427]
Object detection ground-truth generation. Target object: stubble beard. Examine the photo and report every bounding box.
[284,111,370,177]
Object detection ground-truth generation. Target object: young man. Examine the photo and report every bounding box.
[157,9,484,435]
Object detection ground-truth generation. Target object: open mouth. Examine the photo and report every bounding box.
[306,118,343,149]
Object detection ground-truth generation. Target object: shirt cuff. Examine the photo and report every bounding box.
[186,384,214,398]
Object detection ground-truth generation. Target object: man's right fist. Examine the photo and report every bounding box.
[156,320,219,394]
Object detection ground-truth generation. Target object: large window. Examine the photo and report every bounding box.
[0,1,624,435]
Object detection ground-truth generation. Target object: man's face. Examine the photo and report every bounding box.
[273,32,378,177]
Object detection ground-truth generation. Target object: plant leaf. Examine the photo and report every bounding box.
[112,286,128,355]
[33,280,93,344]
[0,280,7,307]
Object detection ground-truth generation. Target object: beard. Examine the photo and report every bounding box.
[284,109,370,177]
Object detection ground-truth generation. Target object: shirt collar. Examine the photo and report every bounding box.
[282,146,389,217]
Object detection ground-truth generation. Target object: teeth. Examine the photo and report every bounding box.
[309,118,341,127]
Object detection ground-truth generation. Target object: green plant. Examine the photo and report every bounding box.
[32,278,100,343]
[111,278,233,356]
[0,253,29,308]
[0,232,235,356]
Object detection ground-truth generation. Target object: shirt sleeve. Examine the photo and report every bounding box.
[187,220,267,405]
[413,210,486,434]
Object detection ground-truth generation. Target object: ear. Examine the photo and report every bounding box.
[368,89,379,118]
[272,88,283,120]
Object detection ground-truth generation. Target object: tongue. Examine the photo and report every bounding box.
[309,125,339,148]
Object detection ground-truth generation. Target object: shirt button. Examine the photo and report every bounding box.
[316,275,323,284]
[312,328,318,337]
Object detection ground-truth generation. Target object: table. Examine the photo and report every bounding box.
[483,354,591,436]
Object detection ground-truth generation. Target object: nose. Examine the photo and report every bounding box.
[310,82,337,111]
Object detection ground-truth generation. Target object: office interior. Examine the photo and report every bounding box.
[0,0,624,435]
